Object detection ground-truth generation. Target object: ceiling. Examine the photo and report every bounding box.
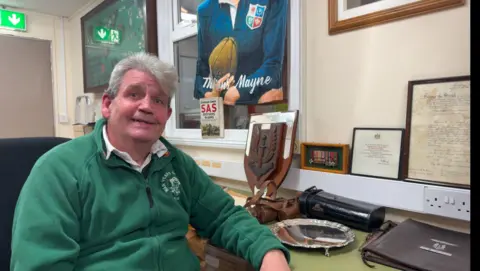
[0,0,92,17]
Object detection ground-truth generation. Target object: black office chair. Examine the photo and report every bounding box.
[0,137,70,268]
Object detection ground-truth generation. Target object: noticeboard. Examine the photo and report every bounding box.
[80,0,157,93]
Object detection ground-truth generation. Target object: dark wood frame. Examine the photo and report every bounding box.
[328,0,465,35]
[301,143,350,174]
[350,127,405,180]
[403,75,470,188]
[80,0,158,94]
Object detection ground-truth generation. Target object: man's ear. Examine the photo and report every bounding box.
[101,93,113,118]
[167,107,172,119]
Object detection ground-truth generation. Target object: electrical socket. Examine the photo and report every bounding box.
[58,114,69,124]
[424,186,470,221]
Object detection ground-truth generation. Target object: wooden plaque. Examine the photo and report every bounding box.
[244,110,299,197]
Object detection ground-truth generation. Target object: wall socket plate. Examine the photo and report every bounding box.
[58,114,69,124]
[424,186,470,221]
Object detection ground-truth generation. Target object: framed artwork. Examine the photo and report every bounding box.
[350,128,404,180]
[403,75,470,188]
[80,0,158,93]
[301,143,350,174]
[328,0,465,35]
[193,0,290,106]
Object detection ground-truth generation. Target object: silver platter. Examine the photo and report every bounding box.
[270,218,355,256]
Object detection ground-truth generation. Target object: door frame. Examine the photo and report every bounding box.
[0,33,57,136]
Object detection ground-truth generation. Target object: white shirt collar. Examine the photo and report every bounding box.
[218,0,238,28]
[218,0,236,5]
[102,125,168,171]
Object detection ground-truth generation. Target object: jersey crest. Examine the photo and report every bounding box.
[246,4,266,30]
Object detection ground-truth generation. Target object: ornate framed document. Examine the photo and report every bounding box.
[350,128,404,180]
[403,76,470,188]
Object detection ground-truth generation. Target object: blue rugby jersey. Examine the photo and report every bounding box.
[194,0,288,104]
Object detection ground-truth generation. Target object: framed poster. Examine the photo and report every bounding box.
[193,0,289,106]
[80,0,158,93]
[403,75,470,188]
[350,128,404,180]
[328,0,465,35]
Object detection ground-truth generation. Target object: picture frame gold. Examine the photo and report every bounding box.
[328,0,465,35]
[301,143,349,174]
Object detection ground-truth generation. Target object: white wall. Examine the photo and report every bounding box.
[0,8,72,138]
[304,1,470,145]
[64,0,105,132]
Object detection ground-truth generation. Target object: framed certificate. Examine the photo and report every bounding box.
[350,128,405,180]
[403,76,470,188]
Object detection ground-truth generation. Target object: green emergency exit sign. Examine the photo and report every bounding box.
[93,26,121,44]
[0,9,26,32]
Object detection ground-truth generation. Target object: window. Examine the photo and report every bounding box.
[176,0,198,25]
[158,0,302,149]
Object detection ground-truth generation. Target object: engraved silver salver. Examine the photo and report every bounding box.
[270,218,355,256]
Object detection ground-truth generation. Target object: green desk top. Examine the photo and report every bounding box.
[225,188,396,271]
[287,230,396,271]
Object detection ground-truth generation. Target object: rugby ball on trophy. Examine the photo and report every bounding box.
[208,37,238,82]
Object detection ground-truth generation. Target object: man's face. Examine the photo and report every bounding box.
[101,69,172,143]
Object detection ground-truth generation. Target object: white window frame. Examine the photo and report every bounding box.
[157,0,302,149]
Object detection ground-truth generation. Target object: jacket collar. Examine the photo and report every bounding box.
[92,118,177,168]
[102,125,168,160]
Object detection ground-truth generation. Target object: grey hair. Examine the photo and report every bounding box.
[105,52,178,106]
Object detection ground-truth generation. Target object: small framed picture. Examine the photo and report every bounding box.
[350,128,405,180]
[301,143,350,174]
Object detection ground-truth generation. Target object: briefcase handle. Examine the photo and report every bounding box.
[298,186,324,215]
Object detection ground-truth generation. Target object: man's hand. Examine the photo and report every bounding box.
[258,88,283,104]
[205,73,234,98]
[224,86,240,105]
[260,249,290,271]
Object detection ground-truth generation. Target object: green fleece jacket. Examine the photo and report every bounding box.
[11,118,289,271]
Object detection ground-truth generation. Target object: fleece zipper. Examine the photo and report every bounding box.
[145,183,154,208]
[135,170,161,270]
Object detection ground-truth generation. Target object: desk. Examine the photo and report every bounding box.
[287,230,395,271]
[226,189,397,271]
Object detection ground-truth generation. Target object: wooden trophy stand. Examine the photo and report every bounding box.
[243,110,299,198]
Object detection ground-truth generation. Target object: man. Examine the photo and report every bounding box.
[194,0,287,105]
[10,53,290,270]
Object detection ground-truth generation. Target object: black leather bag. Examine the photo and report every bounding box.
[298,186,386,232]
[361,219,470,271]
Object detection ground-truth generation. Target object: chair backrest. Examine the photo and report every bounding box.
[0,137,70,267]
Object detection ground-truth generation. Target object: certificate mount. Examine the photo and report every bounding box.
[350,128,405,180]
[403,75,470,188]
